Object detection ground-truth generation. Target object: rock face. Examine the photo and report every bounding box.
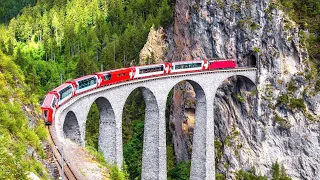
[163,0,320,179]
[139,25,167,65]
[169,81,196,162]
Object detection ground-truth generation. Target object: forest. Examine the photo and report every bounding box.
[0,0,319,179]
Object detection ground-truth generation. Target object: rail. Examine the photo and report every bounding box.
[47,126,77,180]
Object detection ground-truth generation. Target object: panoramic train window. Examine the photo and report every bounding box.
[77,77,97,90]
[175,63,202,70]
[59,85,73,100]
[104,73,111,80]
[139,65,164,74]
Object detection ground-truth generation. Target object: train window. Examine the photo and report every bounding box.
[139,65,164,74]
[122,73,125,76]
[44,110,48,118]
[51,97,56,108]
[117,74,120,77]
[104,73,111,80]
[77,77,97,90]
[175,63,202,70]
[59,85,73,100]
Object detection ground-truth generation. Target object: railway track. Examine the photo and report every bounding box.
[47,126,77,180]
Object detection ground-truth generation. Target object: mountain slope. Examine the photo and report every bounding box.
[0,50,49,179]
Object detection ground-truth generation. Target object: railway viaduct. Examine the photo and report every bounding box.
[51,68,257,180]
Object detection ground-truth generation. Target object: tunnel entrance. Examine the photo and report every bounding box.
[63,111,81,145]
[248,54,257,67]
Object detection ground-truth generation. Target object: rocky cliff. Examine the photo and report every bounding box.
[156,0,320,179]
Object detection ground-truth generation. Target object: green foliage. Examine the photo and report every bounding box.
[216,173,226,180]
[271,161,292,180]
[167,161,191,180]
[86,102,99,150]
[122,89,145,180]
[287,81,298,92]
[278,0,320,59]
[235,166,267,180]
[0,0,174,98]
[277,94,289,106]
[289,98,306,110]
[0,50,48,179]
[0,0,34,23]
[253,47,261,53]
[110,165,127,180]
[274,113,291,128]
[234,93,246,103]
[166,89,176,173]
[123,122,144,180]
[233,162,292,180]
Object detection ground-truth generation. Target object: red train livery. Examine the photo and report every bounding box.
[41,59,236,125]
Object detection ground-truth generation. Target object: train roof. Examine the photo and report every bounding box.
[69,74,98,82]
[41,93,55,108]
[51,83,73,92]
[171,60,203,64]
[133,63,166,68]
[95,67,133,75]
[209,59,236,61]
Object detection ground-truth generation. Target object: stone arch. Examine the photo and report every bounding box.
[220,75,256,89]
[166,79,207,179]
[122,86,159,179]
[86,97,116,164]
[213,75,257,178]
[63,111,81,145]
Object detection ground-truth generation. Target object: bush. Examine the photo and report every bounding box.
[235,166,267,180]
[271,161,292,180]
[277,94,289,106]
[289,98,306,110]
[168,161,191,180]
[274,113,291,128]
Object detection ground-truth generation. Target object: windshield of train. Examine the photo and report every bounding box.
[104,73,111,80]
[77,77,97,90]
[59,85,73,101]
[175,62,202,70]
[139,65,164,74]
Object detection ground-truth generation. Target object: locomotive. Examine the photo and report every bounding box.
[41,59,236,125]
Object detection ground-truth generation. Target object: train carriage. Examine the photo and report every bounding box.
[96,67,135,87]
[69,75,99,95]
[208,59,236,69]
[170,60,209,73]
[41,93,57,125]
[41,83,74,125]
[133,63,171,79]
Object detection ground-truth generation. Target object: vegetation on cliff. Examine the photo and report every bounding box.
[0,50,48,179]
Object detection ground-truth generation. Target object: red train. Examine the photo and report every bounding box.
[41,59,236,125]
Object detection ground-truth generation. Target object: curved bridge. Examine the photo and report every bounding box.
[51,67,257,180]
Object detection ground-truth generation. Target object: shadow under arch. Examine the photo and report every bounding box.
[213,75,257,177]
[165,79,207,179]
[86,97,116,164]
[63,111,81,145]
[122,86,159,180]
